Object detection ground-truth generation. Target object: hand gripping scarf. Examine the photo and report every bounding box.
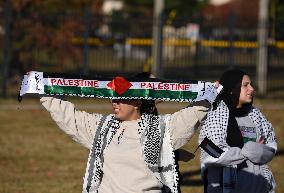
[19,71,222,102]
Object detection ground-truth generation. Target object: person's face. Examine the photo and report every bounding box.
[237,75,254,108]
[111,99,141,121]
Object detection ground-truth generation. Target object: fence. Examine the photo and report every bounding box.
[1,13,284,97]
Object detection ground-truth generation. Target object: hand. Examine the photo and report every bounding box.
[200,82,223,103]
[213,81,223,94]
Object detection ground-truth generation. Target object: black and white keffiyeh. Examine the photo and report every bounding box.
[199,100,276,160]
[199,100,277,189]
[83,113,179,193]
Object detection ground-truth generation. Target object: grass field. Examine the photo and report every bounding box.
[0,97,284,193]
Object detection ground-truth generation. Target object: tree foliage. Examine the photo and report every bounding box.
[3,0,104,74]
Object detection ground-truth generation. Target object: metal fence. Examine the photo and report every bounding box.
[1,13,284,97]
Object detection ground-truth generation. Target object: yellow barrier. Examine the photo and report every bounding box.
[126,38,284,49]
[126,39,152,46]
[276,41,284,49]
[72,37,113,46]
[201,40,229,47]
[72,37,284,49]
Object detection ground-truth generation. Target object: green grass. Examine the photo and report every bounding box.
[0,98,284,193]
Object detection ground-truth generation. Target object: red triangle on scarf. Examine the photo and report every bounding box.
[107,77,133,95]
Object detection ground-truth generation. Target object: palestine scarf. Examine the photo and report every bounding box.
[18,71,222,103]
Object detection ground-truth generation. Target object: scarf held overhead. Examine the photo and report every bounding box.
[19,71,221,102]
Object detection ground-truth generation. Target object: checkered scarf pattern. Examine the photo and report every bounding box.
[83,113,179,193]
[199,100,276,184]
[199,101,276,161]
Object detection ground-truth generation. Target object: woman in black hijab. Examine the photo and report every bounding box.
[199,69,277,193]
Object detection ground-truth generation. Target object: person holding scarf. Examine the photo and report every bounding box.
[40,72,220,193]
[199,69,277,193]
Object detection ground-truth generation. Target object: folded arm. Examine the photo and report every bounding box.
[202,147,247,167]
[241,141,276,165]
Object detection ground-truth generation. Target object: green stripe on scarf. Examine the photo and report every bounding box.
[44,85,198,100]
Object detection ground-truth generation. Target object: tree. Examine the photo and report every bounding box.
[2,0,104,75]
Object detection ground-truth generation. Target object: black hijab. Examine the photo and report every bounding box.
[219,69,252,148]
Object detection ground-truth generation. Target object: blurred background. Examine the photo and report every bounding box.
[0,0,284,193]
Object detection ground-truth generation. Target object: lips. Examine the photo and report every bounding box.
[246,93,253,99]
[113,108,120,113]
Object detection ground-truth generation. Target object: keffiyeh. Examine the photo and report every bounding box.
[83,113,179,193]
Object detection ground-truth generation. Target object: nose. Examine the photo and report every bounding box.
[248,84,254,92]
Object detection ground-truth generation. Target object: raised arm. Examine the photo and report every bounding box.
[168,100,211,150]
[40,97,103,149]
[168,83,222,150]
